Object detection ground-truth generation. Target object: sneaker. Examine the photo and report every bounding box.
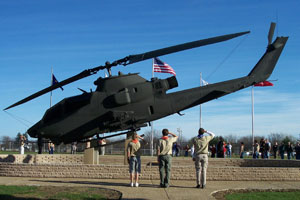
[135,182,139,187]
[196,184,200,188]
[201,184,206,189]
[130,182,134,187]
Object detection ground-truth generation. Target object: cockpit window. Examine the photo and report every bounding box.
[43,93,91,124]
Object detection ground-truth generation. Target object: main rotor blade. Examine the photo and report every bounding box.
[4,30,250,110]
[4,69,100,110]
[126,31,250,65]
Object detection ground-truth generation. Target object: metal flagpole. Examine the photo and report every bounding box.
[200,72,202,128]
[251,86,254,153]
[150,59,154,156]
[50,67,53,108]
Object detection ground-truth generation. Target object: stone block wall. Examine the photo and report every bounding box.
[0,154,83,164]
[1,162,300,181]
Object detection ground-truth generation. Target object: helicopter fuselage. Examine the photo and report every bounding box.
[28,35,288,144]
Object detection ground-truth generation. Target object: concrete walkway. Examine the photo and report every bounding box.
[1,177,300,200]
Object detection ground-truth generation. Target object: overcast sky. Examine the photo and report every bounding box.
[1,0,299,141]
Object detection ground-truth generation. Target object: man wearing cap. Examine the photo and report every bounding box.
[189,128,215,189]
[157,129,178,188]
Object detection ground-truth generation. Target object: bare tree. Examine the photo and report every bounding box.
[224,134,238,144]
[1,136,11,150]
[143,129,161,149]
[268,133,285,144]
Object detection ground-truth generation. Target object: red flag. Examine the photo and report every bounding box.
[254,81,274,87]
[153,57,176,76]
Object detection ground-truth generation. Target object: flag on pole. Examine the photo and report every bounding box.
[254,81,274,87]
[201,79,209,86]
[52,74,64,91]
[153,57,176,76]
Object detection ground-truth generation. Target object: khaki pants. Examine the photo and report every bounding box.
[158,155,172,187]
[194,154,208,186]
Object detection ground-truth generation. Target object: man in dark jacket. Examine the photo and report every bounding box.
[272,142,278,159]
[295,142,300,160]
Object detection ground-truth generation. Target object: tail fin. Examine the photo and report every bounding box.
[248,36,288,83]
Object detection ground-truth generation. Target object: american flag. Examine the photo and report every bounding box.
[153,57,176,76]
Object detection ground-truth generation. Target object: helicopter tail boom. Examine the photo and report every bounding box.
[167,36,288,114]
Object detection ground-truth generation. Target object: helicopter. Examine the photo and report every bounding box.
[5,23,287,145]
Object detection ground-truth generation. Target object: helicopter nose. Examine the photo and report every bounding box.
[27,121,41,138]
[27,127,38,138]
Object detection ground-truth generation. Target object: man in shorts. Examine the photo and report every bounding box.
[127,132,146,187]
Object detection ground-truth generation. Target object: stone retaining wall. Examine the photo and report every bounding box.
[1,154,300,167]
[0,162,299,181]
[1,154,300,181]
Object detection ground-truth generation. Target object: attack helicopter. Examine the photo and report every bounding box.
[5,23,287,145]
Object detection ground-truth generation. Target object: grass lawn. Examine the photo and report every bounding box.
[0,185,120,200]
[225,191,300,200]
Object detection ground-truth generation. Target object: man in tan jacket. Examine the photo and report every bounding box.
[189,128,215,189]
[157,129,178,188]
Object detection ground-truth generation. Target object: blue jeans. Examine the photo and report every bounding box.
[240,152,244,159]
[253,152,259,159]
[227,150,231,158]
[287,152,292,160]
[129,156,141,174]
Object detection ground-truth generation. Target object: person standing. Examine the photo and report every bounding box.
[48,142,55,154]
[216,137,224,158]
[127,132,146,187]
[286,142,293,160]
[190,145,195,157]
[253,140,260,159]
[188,128,215,189]
[100,139,106,156]
[295,142,300,160]
[19,135,26,155]
[239,142,245,159]
[172,142,177,157]
[226,142,232,158]
[279,142,285,160]
[157,129,178,188]
[210,145,216,158]
[259,138,265,159]
[272,142,278,159]
[264,139,271,159]
[71,142,77,154]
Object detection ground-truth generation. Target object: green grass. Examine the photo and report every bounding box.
[0,185,36,195]
[0,185,107,200]
[225,191,300,200]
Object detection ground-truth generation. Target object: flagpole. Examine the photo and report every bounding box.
[251,86,254,153]
[150,59,154,157]
[50,67,53,108]
[200,72,202,128]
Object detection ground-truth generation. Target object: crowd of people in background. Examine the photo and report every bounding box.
[204,137,300,160]
[167,136,300,161]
